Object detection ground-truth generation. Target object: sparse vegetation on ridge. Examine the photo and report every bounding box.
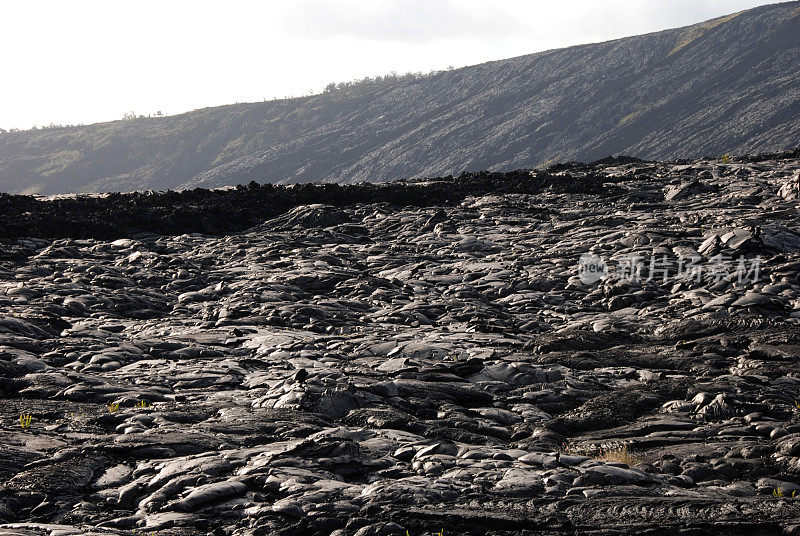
[668,11,744,56]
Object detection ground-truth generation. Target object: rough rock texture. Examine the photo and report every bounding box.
[1,154,800,535]
[0,169,607,240]
[2,2,800,194]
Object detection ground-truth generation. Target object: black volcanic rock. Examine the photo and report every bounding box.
[0,168,607,240]
[2,2,800,195]
[0,153,799,534]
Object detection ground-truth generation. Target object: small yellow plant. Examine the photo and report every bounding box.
[136,400,150,409]
[562,442,640,466]
[721,153,731,164]
[598,445,640,465]
[772,488,797,498]
[107,402,120,413]
[19,414,32,429]
[794,400,800,410]
[71,412,86,424]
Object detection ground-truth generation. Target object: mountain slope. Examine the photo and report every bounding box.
[2,1,800,194]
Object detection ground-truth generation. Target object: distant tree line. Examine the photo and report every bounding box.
[0,110,169,134]
[122,110,165,120]
[0,123,80,134]
[323,66,456,95]
[0,65,461,134]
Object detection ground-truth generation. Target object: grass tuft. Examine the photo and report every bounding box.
[19,413,32,430]
[562,442,640,466]
[669,12,743,56]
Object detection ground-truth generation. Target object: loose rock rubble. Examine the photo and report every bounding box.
[2,155,800,535]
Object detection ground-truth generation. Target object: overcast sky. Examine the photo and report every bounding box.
[0,0,779,130]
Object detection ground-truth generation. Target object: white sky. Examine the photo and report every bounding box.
[0,0,778,130]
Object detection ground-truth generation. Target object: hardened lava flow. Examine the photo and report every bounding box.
[1,153,800,535]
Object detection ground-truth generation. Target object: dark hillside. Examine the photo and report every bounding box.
[1,2,799,194]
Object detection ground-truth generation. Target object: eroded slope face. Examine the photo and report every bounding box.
[1,157,800,535]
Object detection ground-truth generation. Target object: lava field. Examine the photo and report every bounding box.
[2,153,800,535]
